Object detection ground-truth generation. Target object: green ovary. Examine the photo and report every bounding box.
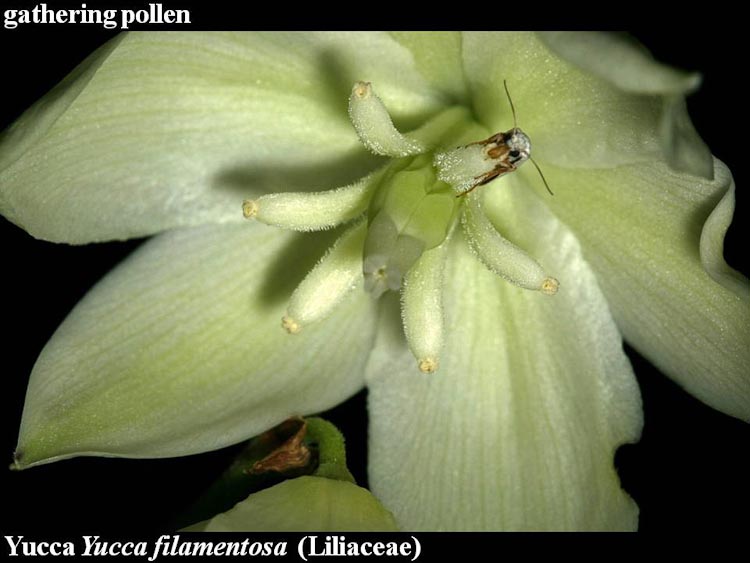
[363,153,459,298]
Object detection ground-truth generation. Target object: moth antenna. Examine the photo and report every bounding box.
[530,157,554,196]
[503,79,518,130]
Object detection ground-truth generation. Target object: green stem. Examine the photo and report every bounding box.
[305,417,355,484]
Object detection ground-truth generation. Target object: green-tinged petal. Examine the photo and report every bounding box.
[0,32,443,244]
[462,32,711,175]
[537,32,711,178]
[389,32,468,103]
[15,222,378,468]
[541,158,750,420]
[367,181,642,530]
[537,32,700,95]
[700,169,747,296]
[188,476,398,532]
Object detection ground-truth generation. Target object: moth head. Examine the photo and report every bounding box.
[505,128,531,165]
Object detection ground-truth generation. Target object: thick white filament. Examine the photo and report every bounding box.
[348,81,425,157]
[401,238,450,373]
[434,144,496,195]
[243,171,382,232]
[462,193,558,294]
[284,221,368,332]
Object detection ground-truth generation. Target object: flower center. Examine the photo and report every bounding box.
[241,82,559,373]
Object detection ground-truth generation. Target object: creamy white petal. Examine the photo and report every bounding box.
[536,32,711,177]
[389,32,469,104]
[367,181,643,530]
[540,158,750,420]
[190,476,398,532]
[15,222,378,468]
[461,32,711,175]
[537,32,700,95]
[1,32,443,243]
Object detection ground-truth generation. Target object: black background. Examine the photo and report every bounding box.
[0,23,747,537]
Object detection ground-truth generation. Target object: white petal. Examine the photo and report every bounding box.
[192,476,398,532]
[1,32,443,243]
[15,222,378,468]
[537,32,700,95]
[389,32,469,104]
[541,158,750,420]
[367,182,643,530]
[461,32,710,174]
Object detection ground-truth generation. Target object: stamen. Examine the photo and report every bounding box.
[283,220,367,333]
[348,81,426,157]
[462,193,558,294]
[242,170,383,232]
[434,144,497,194]
[401,238,450,374]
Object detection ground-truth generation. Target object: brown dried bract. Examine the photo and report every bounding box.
[245,416,312,475]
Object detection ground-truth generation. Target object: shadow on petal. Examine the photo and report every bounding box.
[212,147,384,198]
[315,47,442,133]
[257,228,343,306]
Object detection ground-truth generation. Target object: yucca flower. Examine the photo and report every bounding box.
[2,32,747,531]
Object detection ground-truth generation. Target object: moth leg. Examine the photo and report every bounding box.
[465,132,504,148]
[456,162,515,198]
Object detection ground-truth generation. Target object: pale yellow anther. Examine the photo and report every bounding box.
[541,277,560,295]
[281,316,301,334]
[242,199,259,219]
[353,81,371,98]
[418,358,439,374]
